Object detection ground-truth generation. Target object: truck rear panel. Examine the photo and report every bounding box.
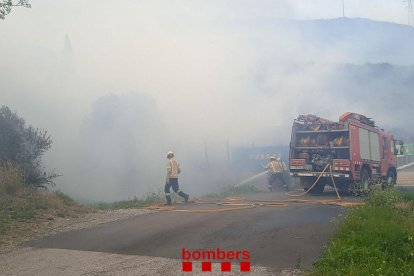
[289,113,399,193]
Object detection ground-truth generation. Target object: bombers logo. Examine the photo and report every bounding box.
[181,248,251,272]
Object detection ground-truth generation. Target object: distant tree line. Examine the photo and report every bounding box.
[0,0,31,20]
[0,105,59,189]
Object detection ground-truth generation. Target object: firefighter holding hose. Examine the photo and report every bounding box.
[265,156,287,192]
[164,150,189,205]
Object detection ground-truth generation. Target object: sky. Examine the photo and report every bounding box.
[0,1,413,201]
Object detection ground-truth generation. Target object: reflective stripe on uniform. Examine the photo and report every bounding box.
[176,190,182,194]
[165,193,171,196]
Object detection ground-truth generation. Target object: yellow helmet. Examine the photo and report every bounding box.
[167,150,174,158]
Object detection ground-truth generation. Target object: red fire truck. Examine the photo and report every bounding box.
[289,112,401,194]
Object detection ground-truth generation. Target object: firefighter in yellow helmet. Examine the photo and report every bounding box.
[264,156,287,192]
[164,150,189,205]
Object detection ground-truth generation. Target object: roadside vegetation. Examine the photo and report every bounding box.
[0,105,78,246]
[0,163,86,245]
[311,188,414,275]
[0,106,60,189]
[91,183,258,209]
[91,191,165,210]
[202,183,258,199]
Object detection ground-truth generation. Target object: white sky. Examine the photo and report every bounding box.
[1,0,410,131]
[0,0,411,144]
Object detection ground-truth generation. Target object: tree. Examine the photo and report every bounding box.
[0,0,31,20]
[0,106,59,189]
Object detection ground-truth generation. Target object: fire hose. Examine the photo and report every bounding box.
[286,163,342,200]
[147,191,363,213]
[147,163,364,212]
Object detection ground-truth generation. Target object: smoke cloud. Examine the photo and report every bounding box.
[0,1,413,201]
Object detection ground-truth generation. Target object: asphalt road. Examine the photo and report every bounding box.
[24,191,345,272]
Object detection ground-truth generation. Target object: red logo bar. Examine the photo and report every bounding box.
[201,262,212,272]
[240,262,251,272]
[181,261,251,272]
[221,262,232,272]
[182,262,192,272]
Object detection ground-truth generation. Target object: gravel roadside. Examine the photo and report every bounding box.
[0,208,154,254]
[0,247,302,276]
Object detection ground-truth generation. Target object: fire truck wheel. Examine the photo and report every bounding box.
[310,181,325,194]
[301,178,314,192]
[303,178,325,194]
[360,168,370,192]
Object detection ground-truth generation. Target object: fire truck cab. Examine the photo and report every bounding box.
[289,112,400,194]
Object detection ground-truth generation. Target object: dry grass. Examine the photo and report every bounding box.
[0,189,91,250]
[0,162,23,196]
[0,164,90,250]
[395,201,413,210]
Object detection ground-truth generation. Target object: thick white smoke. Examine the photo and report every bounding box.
[0,1,413,201]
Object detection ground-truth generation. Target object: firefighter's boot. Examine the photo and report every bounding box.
[178,191,189,203]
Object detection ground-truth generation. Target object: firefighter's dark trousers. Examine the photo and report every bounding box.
[165,178,187,203]
[268,173,287,191]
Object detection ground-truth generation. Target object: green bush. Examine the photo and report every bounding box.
[312,188,414,275]
[366,188,403,208]
[401,190,414,202]
[0,105,59,189]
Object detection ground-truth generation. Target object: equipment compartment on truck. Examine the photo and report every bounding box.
[289,113,401,194]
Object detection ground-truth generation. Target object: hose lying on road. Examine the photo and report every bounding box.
[255,202,289,208]
[147,205,177,211]
[146,195,364,212]
[175,204,256,213]
[253,199,364,207]
[147,203,256,213]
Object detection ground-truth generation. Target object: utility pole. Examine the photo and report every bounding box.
[342,0,345,18]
